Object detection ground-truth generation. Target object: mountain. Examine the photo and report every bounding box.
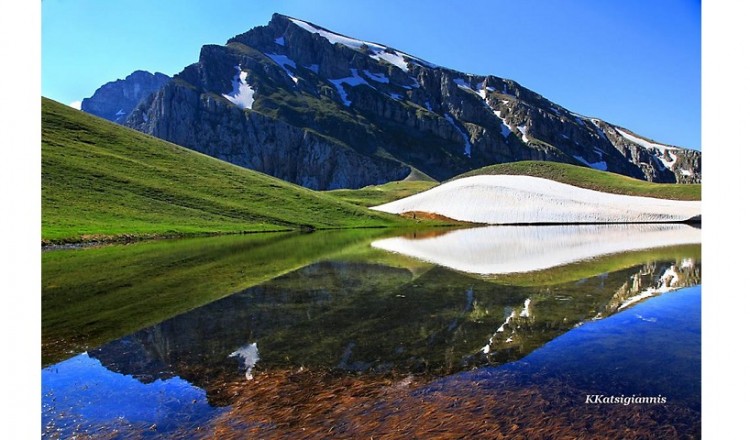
[84,244,700,404]
[42,97,406,244]
[81,70,170,123]
[117,14,700,190]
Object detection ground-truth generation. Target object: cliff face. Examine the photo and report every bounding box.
[124,14,700,189]
[127,69,408,190]
[81,70,170,124]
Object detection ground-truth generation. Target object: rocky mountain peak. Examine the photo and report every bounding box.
[114,15,700,189]
[81,70,170,124]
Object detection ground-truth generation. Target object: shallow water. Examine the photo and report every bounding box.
[42,224,701,438]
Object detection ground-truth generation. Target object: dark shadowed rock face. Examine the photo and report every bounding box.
[81,70,170,124]
[121,14,700,189]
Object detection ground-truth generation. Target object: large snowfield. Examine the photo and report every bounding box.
[370,224,701,275]
[371,175,700,224]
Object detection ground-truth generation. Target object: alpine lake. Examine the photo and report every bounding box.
[42,224,701,439]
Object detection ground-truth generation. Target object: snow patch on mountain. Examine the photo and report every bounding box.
[517,124,530,143]
[615,128,677,153]
[454,78,481,96]
[444,114,472,157]
[588,118,610,141]
[574,155,608,171]
[370,51,409,72]
[329,69,372,106]
[223,65,255,110]
[289,17,370,50]
[454,78,493,102]
[615,128,680,170]
[493,111,513,138]
[659,151,677,170]
[288,16,435,72]
[265,53,299,84]
[362,70,389,84]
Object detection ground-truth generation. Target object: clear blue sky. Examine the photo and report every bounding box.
[42,0,701,150]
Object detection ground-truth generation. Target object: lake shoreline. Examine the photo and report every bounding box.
[41,218,701,250]
[41,225,438,250]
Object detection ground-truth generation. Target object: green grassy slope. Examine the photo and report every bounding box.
[326,180,438,207]
[42,97,408,243]
[454,161,701,201]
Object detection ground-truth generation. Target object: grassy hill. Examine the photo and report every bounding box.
[454,161,701,201]
[327,180,438,207]
[42,97,410,244]
[330,160,700,208]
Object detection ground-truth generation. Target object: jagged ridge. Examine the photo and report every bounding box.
[81,70,170,123]
[115,13,700,189]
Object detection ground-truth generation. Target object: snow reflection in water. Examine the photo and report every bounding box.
[371,224,700,274]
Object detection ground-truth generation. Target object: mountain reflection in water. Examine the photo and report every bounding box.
[42,224,701,439]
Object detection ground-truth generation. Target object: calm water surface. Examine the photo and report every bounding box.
[42,224,701,438]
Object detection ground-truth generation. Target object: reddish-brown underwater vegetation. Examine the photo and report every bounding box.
[177,368,699,440]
